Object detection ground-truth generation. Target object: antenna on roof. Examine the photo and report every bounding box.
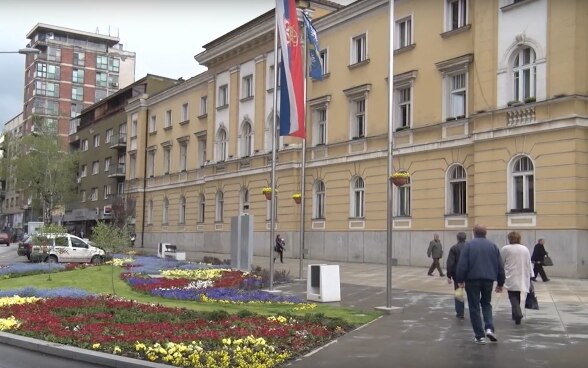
[96,27,99,34]
[108,25,111,36]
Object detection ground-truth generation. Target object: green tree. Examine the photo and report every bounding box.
[12,116,78,225]
[91,221,130,294]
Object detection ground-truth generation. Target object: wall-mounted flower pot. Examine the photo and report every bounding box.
[293,197,301,204]
[390,171,410,187]
[264,192,272,200]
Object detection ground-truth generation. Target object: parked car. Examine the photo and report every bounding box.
[0,232,10,246]
[30,234,105,264]
[17,235,34,259]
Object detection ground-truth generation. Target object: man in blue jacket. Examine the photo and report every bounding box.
[456,224,505,345]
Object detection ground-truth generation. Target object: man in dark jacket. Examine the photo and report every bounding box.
[531,239,550,282]
[446,232,467,319]
[456,224,505,345]
[427,234,444,276]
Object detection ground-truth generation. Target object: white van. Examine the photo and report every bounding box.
[30,234,105,264]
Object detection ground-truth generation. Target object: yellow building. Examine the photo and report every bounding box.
[126,0,588,278]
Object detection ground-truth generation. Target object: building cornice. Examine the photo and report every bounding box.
[314,0,387,32]
[142,72,211,108]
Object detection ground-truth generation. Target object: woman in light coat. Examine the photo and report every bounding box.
[500,231,533,325]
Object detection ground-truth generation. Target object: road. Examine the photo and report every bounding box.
[0,242,21,265]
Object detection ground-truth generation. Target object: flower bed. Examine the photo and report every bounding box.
[0,263,68,279]
[0,295,351,367]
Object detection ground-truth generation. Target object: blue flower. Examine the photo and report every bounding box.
[0,287,92,298]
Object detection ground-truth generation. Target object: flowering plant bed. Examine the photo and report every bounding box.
[0,294,352,367]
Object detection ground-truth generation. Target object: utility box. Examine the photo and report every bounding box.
[230,214,254,271]
[157,243,186,260]
[307,264,341,302]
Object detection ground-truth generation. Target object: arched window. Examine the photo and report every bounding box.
[510,156,535,212]
[447,165,467,215]
[216,128,227,161]
[215,191,224,222]
[350,177,365,218]
[198,194,205,223]
[179,196,186,224]
[513,46,536,102]
[162,197,169,224]
[313,180,325,219]
[147,200,153,225]
[241,121,252,157]
[240,187,250,213]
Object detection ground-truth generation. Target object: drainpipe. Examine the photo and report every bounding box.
[140,107,149,248]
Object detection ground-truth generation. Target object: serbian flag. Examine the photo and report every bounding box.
[276,0,305,138]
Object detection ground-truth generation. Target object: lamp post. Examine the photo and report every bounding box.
[0,48,41,55]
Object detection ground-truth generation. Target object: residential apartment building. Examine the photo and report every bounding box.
[1,113,25,231]
[126,0,588,278]
[65,75,178,236]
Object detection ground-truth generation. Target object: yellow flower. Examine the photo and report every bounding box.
[113,346,122,354]
[262,187,272,194]
[292,193,302,199]
[0,316,21,331]
[391,171,410,179]
[92,343,101,350]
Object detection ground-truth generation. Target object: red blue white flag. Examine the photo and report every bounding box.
[276,0,305,138]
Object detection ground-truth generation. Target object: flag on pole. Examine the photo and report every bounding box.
[276,0,305,138]
[302,12,323,81]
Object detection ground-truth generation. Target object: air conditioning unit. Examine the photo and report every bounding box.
[103,205,112,217]
[110,82,119,87]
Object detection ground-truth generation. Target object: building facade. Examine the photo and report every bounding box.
[0,113,25,232]
[126,0,587,278]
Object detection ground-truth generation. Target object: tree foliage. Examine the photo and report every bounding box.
[90,221,130,256]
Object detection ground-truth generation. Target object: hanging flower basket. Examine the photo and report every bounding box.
[390,171,410,187]
[292,193,302,204]
[262,187,273,200]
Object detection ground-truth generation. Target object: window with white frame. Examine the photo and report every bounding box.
[510,156,534,212]
[513,46,536,102]
[242,75,253,99]
[131,113,138,137]
[117,182,124,195]
[104,185,112,199]
[81,190,86,202]
[81,139,88,151]
[162,198,169,224]
[105,128,113,143]
[216,128,227,161]
[165,110,172,128]
[72,86,83,101]
[129,154,136,180]
[200,96,208,116]
[218,85,228,107]
[197,136,207,167]
[446,0,467,31]
[313,180,325,219]
[350,177,365,218]
[268,65,275,90]
[147,200,153,225]
[92,161,99,175]
[81,164,87,177]
[320,49,328,75]
[179,141,187,172]
[181,103,189,122]
[314,108,327,146]
[215,191,224,222]
[241,121,253,157]
[447,165,467,214]
[352,99,366,138]
[163,146,171,175]
[240,187,250,213]
[72,69,84,84]
[396,17,412,49]
[351,34,367,64]
[104,157,111,172]
[90,187,98,201]
[198,194,206,223]
[93,134,100,147]
[147,151,155,177]
[397,178,411,216]
[149,115,157,133]
[397,86,411,129]
[448,73,466,118]
[179,197,186,224]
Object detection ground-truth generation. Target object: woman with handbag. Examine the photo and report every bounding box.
[501,232,533,325]
[531,239,550,282]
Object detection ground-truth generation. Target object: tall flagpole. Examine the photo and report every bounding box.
[269,4,280,291]
[299,8,308,280]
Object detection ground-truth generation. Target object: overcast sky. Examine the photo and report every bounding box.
[0,0,354,126]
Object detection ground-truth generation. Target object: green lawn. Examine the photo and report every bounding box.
[0,265,380,325]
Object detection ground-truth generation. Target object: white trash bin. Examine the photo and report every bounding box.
[307,264,341,302]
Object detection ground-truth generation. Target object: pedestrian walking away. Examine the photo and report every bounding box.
[456,224,505,345]
[427,234,444,276]
[531,239,550,282]
[446,232,467,319]
[500,231,533,325]
[273,234,285,264]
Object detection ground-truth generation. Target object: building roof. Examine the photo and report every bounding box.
[26,23,120,47]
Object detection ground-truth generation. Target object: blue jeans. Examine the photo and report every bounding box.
[465,280,495,339]
[453,281,465,317]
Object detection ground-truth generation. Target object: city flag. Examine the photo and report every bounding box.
[276,0,305,138]
[303,12,323,81]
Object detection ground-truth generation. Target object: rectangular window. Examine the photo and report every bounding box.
[104,185,112,199]
[396,17,412,48]
[398,87,411,128]
[108,57,120,72]
[72,69,84,84]
[81,139,88,151]
[451,181,467,214]
[242,75,253,99]
[447,0,467,31]
[35,81,59,97]
[147,151,155,177]
[181,103,189,122]
[149,115,157,133]
[320,49,328,75]
[129,154,136,180]
[93,134,100,147]
[36,63,60,79]
[92,161,99,175]
[90,188,98,201]
[73,51,85,66]
[398,185,411,216]
[131,113,138,137]
[33,99,59,116]
[200,96,208,115]
[449,73,466,118]
[105,129,113,143]
[198,136,207,167]
[72,86,83,101]
[315,108,327,146]
[81,164,87,177]
[268,65,275,89]
[96,55,108,70]
[352,34,367,64]
[165,110,172,128]
[95,89,106,102]
[163,147,171,175]
[81,190,86,202]
[104,157,111,172]
[47,46,61,62]
[218,85,228,107]
[117,182,124,195]
[179,142,187,172]
[96,72,107,88]
[353,99,366,138]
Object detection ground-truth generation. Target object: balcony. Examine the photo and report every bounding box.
[109,134,127,149]
[506,105,535,126]
[107,164,125,178]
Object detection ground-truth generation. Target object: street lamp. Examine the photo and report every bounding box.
[0,48,41,55]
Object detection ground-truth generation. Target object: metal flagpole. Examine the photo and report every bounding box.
[269,4,280,291]
[298,8,308,281]
[376,0,402,314]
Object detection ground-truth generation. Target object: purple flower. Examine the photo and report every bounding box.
[0,287,92,298]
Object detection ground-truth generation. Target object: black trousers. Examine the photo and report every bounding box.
[273,251,283,263]
[507,290,523,322]
[533,263,548,281]
[428,258,444,275]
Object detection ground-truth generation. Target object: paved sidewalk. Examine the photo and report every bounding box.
[255,256,588,368]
